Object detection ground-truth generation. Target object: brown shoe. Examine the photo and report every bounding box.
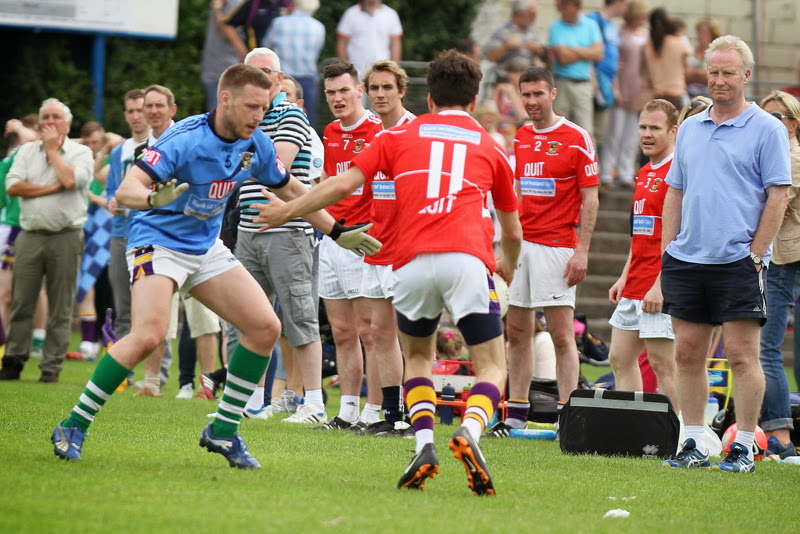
[133,385,162,397]
[39,372,59,383]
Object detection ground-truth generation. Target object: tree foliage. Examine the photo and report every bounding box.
[0,0,481,150]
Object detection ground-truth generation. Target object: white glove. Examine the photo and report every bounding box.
[148,179,189,208]
[328,221,382,256]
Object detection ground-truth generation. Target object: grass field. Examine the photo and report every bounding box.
[1,353,798,534]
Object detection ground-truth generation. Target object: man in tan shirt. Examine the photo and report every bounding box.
[0,98,93,383]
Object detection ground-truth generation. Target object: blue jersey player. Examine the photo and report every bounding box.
[51,64,380,469]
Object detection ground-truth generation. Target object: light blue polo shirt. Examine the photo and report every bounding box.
[548,14,602,81]
[665,103,791,264]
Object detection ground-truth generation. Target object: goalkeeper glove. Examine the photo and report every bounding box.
[328,220,382,256]
[148,179,189,208]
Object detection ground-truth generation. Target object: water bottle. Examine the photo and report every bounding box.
[705,395,719,426]
[508,429,558,440]
[440,383,455,425]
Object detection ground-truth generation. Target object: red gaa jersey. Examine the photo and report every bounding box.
[622,154,673,300]
[322,111,383,225]
[353,110,518,271]
[513,117,599,248]
[366,110,417,266]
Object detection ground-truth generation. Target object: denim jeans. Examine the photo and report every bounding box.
[759,261,800,431]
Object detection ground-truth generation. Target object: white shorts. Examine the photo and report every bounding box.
[393,252,494,323]
[609,297,674,339]
[508,241,576,308]
[362,263,394,299]
[318,235,364,300]
[127,238,239,298]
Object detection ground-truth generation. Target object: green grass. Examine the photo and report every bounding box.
[1,357,798,534]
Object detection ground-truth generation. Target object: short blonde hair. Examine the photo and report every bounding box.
[623,0,649,26]
[761,90,800,142]
[706,35,754,73]
[696,18,722,41]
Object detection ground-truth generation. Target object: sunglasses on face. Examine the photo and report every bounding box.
[770,112,795,121]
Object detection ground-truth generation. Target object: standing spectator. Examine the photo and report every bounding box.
[0,117,48,359]
[642,8,692,109]
[485,0,544,77]
[456,37,481,63]
[485,66,599,438]
[223,0,288,56]
[336,0,403,79]
[73,121,116,361]
[607,98,678,407]
[548,0,604,138]
[238,48,325,422]
[282,75,325,182]
[757,90,800,459]
[201,0,241,111]
[598,0,649,189]
[263,0,326,125]
[587,0,628,152]
[491,56,529,132]
[106,90,149,376]
[254,49,522,495]
[0,98,93,382]
[661,36,790,473]
[686,18,722,99]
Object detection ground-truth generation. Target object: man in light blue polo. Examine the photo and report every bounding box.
[548,0,603,138]
[660,35,791,473]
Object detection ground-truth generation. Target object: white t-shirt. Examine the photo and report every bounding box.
[337,3,403,77]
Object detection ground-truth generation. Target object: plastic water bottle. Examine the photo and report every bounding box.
[508,429,558,440]
[440,383,455,425]
[705,395,719,426]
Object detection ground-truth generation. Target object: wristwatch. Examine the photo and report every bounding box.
[750,251,763,267]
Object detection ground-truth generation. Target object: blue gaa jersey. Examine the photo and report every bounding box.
[130,112,289,254]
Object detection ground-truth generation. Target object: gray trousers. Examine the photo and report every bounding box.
[6,228,83,375]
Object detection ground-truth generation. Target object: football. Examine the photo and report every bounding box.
[721,423,768,460]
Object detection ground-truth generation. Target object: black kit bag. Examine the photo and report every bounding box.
[559,389,679,459]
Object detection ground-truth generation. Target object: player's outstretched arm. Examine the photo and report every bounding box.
[253,167,367,230]
[255,171,381,256]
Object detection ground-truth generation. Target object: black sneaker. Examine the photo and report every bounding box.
[362,419,394,434]
[0,357,23,380]
[312,416,355,430]
[449,426,496,496]
[349,419,369,433]
[482,421,513,439]
[397,443,439,490]
[374,420,415,439]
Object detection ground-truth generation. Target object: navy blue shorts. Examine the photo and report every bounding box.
[661,252,767,326]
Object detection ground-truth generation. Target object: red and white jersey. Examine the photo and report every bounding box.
[366,109,418,266]
[322,111,384,225]
[353,110,518,271]
[513,117,599,248]
[623,154,673,300]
